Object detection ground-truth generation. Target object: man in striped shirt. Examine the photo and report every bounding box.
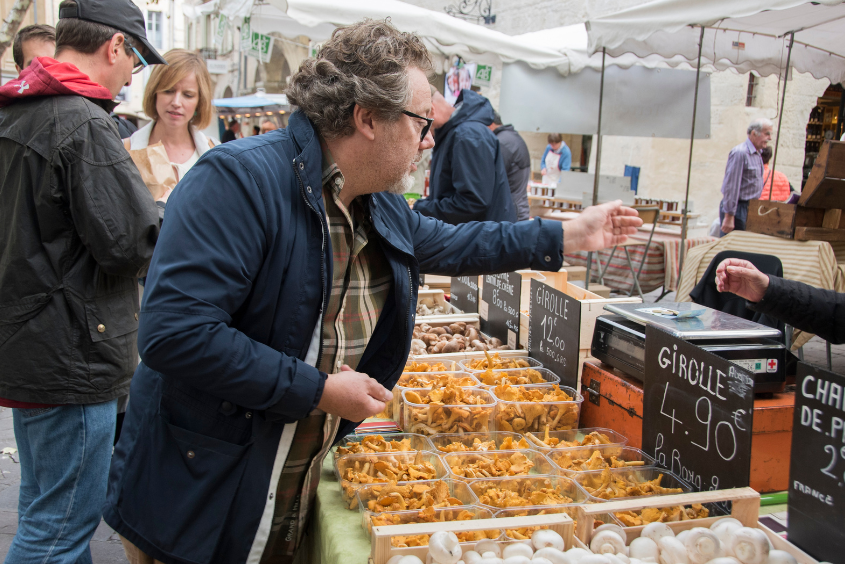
[719,118,773,236]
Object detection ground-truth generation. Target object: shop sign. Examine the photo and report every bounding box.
[240,16,251,50]
[248,31,273,63]
[450,276,479,314]
[480,272,521,349]
[642,326,755,512]
[787,362,845,562]
[309,41,320,58]
[527,279,581,389]
[474,64,494,87]
[206,60,228,75]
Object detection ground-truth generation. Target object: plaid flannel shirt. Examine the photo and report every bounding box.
[260,154,392,562]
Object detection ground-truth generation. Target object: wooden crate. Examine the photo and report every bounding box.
[574,488,820,564]
[747,140,845,242]
[369,514,574,564]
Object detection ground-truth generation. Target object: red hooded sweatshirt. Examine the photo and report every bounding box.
[0,57,114,409]
[0,56,113,109]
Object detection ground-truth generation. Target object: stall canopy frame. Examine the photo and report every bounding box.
[587,0,845,275]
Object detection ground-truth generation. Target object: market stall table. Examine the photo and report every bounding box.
[563,230,716,295]
[675,230,845,348]
[311,455,371,564]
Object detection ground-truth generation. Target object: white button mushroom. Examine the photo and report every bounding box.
[764,550,797,564]
[591,531,628,556]
[482,553,502,560]
[387,556,405,564]
[503,557,532,564]
[730,528,769,564]
[709,519,743,531]
[479,557,504,564]
[704,558,741,564]
[675,531,692,545]
[476,541,503,558]
[533,559,554,564]
[463,551,483,564]
[532,530,565,552]
[580,556,612,564]
[503,544,534,560]
[429,531,463,564]
[398,557,426,564]
[533,547,571,564]
[614,555,631,564]
[605,555,628,564]
[629,538,660,563]
[657,536,689,564]
[683,528,723,564]
[595,524,628,542]
[711,522,741,557]
[642,523,675,545]
[565,548,593,563]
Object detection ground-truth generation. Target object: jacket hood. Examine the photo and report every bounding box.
[0,57,114,109]
[435,89,494,141]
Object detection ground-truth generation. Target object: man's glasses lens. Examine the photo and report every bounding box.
[402,110,433,142]
[130,46,148,74]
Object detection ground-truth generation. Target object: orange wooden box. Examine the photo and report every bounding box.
[580,360,794,493]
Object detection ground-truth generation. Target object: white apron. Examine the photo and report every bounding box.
[542,150,562,186]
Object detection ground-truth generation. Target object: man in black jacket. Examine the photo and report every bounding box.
[489,110,531,221]
[0,0,165,561]
[716,258,844,344]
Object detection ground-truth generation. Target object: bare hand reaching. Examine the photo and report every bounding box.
[562,200,643,253]
[317,365,392,421]
[715,258,770,302]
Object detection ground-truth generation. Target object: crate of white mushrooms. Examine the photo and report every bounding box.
[368,513,575,564]
[573,488,822,564]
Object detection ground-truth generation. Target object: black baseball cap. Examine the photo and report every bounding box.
[58,0,167,65]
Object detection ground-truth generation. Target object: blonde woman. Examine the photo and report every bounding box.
[127,49,216,200]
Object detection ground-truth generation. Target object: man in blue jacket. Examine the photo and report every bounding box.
[414,87,516,224]
[104,20,641,564]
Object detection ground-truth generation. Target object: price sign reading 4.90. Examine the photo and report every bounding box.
[787,362,845,562]
[642,326,754,506]
[480,272,521,349]
[450,276,479,314]
[527,279,581,389]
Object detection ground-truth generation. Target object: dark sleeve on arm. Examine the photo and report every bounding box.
[748,275,845,345]
[413,131,498,224]
[410,210,564,275]
[66,117,160,277]
[137,151,325,420]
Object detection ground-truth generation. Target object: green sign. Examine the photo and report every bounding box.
[475,63,493,87]
[249,31,273,63]
[240,16,251,50]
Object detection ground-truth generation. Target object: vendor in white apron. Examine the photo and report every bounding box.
[541,132,572,185]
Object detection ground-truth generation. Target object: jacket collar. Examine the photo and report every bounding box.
[129,121,215,156]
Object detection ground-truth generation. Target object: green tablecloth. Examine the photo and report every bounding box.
[311,455,372,564]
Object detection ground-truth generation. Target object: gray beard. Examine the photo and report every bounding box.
[385,172,415,195]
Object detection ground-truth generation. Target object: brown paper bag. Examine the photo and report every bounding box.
[127,142,177,201]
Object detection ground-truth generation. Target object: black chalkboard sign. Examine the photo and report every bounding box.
[480,272,521,349]
[642,325,755,508]
[450,276,479,314]
[527,279,581,389]
[787,362,845,562]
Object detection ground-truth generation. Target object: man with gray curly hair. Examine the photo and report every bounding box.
[105,19,641,564]
[718,117,773,236]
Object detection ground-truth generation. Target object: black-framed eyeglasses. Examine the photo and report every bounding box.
[402,110,433,142]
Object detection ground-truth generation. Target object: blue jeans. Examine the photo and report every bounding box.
[6,401,117,564]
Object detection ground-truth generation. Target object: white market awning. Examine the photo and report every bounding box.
[586,0,845,83]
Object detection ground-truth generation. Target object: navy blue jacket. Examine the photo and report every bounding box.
[414,89,516,224]
[103,110,563,564]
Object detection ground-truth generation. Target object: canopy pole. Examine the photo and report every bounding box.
[768,32,794,200]
[585,47,606,291]
[678,25,705,281]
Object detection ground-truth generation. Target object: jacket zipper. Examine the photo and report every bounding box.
[293,162,327,370]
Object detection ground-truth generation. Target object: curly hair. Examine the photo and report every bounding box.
[287,19,431,139]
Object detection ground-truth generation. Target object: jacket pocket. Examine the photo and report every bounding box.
[84,291,137,342]
[117,412,251,564]
[0,293,53,348]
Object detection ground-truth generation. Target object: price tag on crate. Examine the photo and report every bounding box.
[450,276,479,314]
[787,362,845,562]
[480,272,521,346]
[642,326,754,510]
[527,279,581,389]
